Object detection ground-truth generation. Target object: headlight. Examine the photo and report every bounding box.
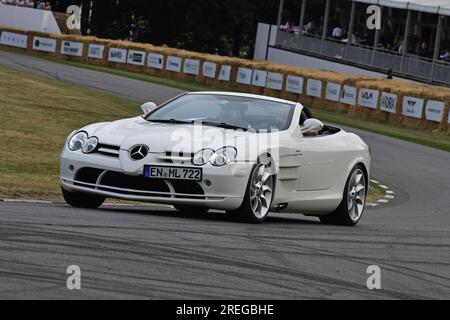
[211,147,237,166]
[192,148,214,166]
[68,131,98,154]
[82,137,98,154]
[68,131,88,151]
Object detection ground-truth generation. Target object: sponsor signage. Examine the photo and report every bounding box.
[236,67,253,85]
[266,72,283,91]
[147,53,164,69]
[203,62,217,78]
[88,44,104,59]
[358,88,380,109]
[326,82,341,102]
[306,79,322,98]
[402,96,424,119]
[425,100,445,122]
[380,92,397,113]
[252,70,267,87]
[108,48,127,63]
[127,50,146,66]
[60,41,83,57]
[340,85,357,106]
[166,56,182,72]
[286,75,304,94]
[32,36,56,53]
[218,65,231,81]
[0,31,27,48]
[183,59,200,75]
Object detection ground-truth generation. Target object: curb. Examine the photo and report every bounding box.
[366,179,395,207]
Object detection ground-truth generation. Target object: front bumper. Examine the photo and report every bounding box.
[60,147,253,210]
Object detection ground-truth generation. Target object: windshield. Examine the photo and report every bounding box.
[146,93,295,132]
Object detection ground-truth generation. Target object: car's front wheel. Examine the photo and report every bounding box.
[319,165,367,226]
[61,187,105,209]
[228,162,274,223]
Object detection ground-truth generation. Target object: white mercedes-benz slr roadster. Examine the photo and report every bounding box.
[60,91,371,225]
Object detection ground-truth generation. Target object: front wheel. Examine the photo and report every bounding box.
[228,162,274,223]
[319,165,367,226]
[61,187,105,209]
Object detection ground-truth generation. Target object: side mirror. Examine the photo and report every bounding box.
[140,102,158,116]
[302,118,324,135]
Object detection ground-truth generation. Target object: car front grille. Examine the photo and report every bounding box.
[72,167,205,199]
[95,144,120,158]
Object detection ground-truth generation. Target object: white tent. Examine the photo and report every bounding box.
[353,0,450,16]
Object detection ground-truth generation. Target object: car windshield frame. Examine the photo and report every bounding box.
[145,93,296,132]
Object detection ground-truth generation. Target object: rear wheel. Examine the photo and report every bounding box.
[61,187,105,209]
[173,204,209,214]
[319,165,367,226]
[228,162,274,223]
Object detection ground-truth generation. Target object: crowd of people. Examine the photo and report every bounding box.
[0,0,51,10]
[281,19,449,63]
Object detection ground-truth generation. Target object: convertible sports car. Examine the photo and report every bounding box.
[60,91,371,225]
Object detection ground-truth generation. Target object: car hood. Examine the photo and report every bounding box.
[85,116,254,153]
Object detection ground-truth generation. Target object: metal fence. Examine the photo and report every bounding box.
[275,31,450,86]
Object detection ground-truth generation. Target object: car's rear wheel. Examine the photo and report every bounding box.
[319,165,367,226]
[228,162,274,223]
[173,204,209,214]
[61,187,105,209]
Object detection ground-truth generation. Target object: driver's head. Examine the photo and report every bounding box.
[220,102,247,122]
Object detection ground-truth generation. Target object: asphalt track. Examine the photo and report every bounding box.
[1,49,449,299]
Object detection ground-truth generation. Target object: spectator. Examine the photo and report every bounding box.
[36,1,45,9]
[386,68,393,80]
[418,41,430,58]
[44,1,51,10]
[440,49,450,61]
[332,25,343,40]
[304,21,317,34]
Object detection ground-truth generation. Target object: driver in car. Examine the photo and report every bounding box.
[219,102,251,129]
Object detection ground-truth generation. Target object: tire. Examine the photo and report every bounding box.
[228,162,274,223]
[173,204,209,214]
[319,165,367,226]
[61,187,105,209]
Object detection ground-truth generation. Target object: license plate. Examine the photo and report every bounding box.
[143,165,202,181]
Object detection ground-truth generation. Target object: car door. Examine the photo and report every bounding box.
[296,133,343,191]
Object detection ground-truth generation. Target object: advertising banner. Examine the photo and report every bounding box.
[252,70,267,87]
[202,62,217,78]
[108,48,127,63]
[380,92,398,114]
[32,36,56,53]
[60,41,83,57]
[425,100,445,122]
[183,59,200,75]
[218,65,231,81]
[236,67,253,85]
[127,50,146,66]
[266,72,283,91]
[340,85,357,106]
[0,31,27,48]
[358,88,380,109]
[286,75,304,94]
[325,82,341,102]
[402,96,424,119]
[166,56,182,72]
[147,53,164,69]
[88,44,104,59]
[306,79,322,98]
